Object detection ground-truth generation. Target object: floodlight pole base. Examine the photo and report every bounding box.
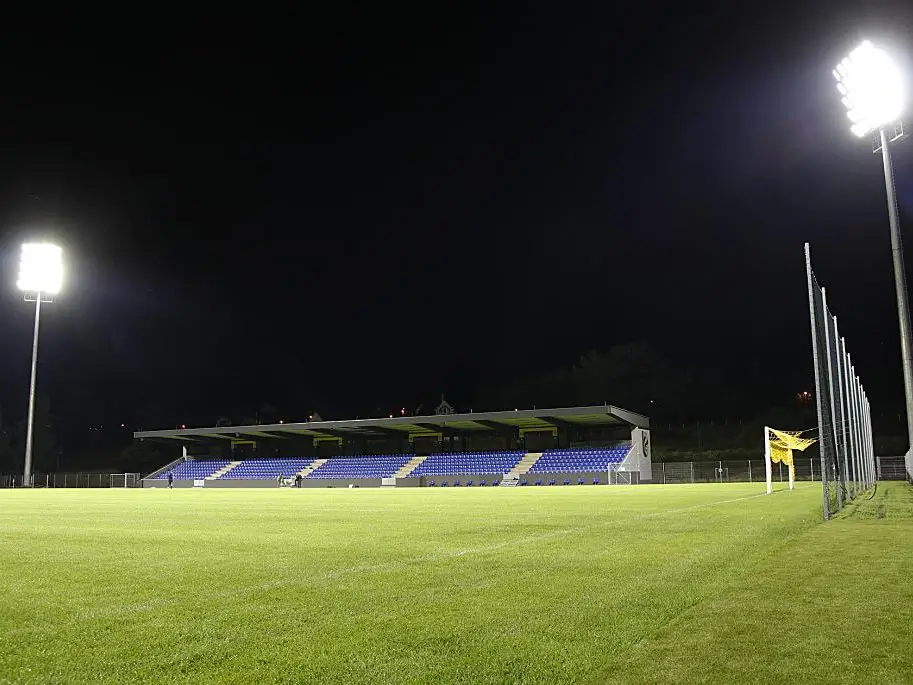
[878,124,913,455]
[23,293,42,487]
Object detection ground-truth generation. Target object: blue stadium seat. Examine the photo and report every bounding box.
[527,443,633,475]
[156,459,231,480]
[211,458,316,480]
[306,454,413,480]
[409,450,525,478]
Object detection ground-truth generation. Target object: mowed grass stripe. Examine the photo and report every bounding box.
[0,484,833,684]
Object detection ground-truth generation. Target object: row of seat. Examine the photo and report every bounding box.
[411,451,524,477]
[529,446,632,474]
[220,458,314,479]
[308,455,413,479]
[155,446,632,480]
[156,459,230,480]
[428,479,500,487]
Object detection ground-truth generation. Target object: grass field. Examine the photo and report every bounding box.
[1,482,911,684]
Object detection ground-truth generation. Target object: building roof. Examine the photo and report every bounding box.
[133,405,648,443]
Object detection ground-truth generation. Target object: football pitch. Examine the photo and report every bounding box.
[1,483,912,684]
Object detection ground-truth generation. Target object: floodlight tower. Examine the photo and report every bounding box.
[16,243,63,486]
[834,41,913,458]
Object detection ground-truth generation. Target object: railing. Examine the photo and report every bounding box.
[144,456,185,480]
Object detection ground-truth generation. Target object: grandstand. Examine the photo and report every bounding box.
[136,405,651,487]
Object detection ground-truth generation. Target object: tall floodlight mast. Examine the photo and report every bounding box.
[16,243,63,487]
[834,40,911,478]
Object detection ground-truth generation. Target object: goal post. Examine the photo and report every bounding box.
[765,427,816,495]
[110,473,140,488]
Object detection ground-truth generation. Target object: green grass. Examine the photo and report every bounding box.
[0,482,911,684]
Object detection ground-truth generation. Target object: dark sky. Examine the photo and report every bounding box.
[1,2,913,441]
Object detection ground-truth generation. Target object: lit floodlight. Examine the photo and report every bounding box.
[834,40,905,137]
[17,243,63,294]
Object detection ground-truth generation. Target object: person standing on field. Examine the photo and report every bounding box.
[167,472,173,489]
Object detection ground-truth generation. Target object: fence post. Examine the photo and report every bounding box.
[662,462,666,484]
[690,462,694,483]
[748,460,752,482]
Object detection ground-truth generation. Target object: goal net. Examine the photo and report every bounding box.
[764,427,816,494]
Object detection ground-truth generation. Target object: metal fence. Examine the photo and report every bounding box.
[805,244,877,519]
[654,459,820,484]
[0,472,141,488]
[877,457,909,481]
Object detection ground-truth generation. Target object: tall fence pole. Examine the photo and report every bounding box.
[822,289,844,511]
[806,244,833,520]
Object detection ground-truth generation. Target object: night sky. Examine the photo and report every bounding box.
[1,3,913,447]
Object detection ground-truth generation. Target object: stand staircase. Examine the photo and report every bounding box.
[207,461,241,480]
[298,459,328,478]
[395,455,427,478]
[510,453,541,476]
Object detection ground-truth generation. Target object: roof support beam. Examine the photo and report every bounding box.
[540,417,575,430]
[414,422,462,436]
[474,420,518,433]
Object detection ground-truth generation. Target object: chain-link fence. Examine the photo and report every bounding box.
[0,472,141,488]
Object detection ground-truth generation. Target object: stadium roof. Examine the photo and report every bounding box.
[133,405,649,443]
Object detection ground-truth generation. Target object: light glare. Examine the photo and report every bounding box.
[17,243,63,294]
[834,40,905,137]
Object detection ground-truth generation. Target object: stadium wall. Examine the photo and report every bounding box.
[140,471,643,488]
[141,478,388,488]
